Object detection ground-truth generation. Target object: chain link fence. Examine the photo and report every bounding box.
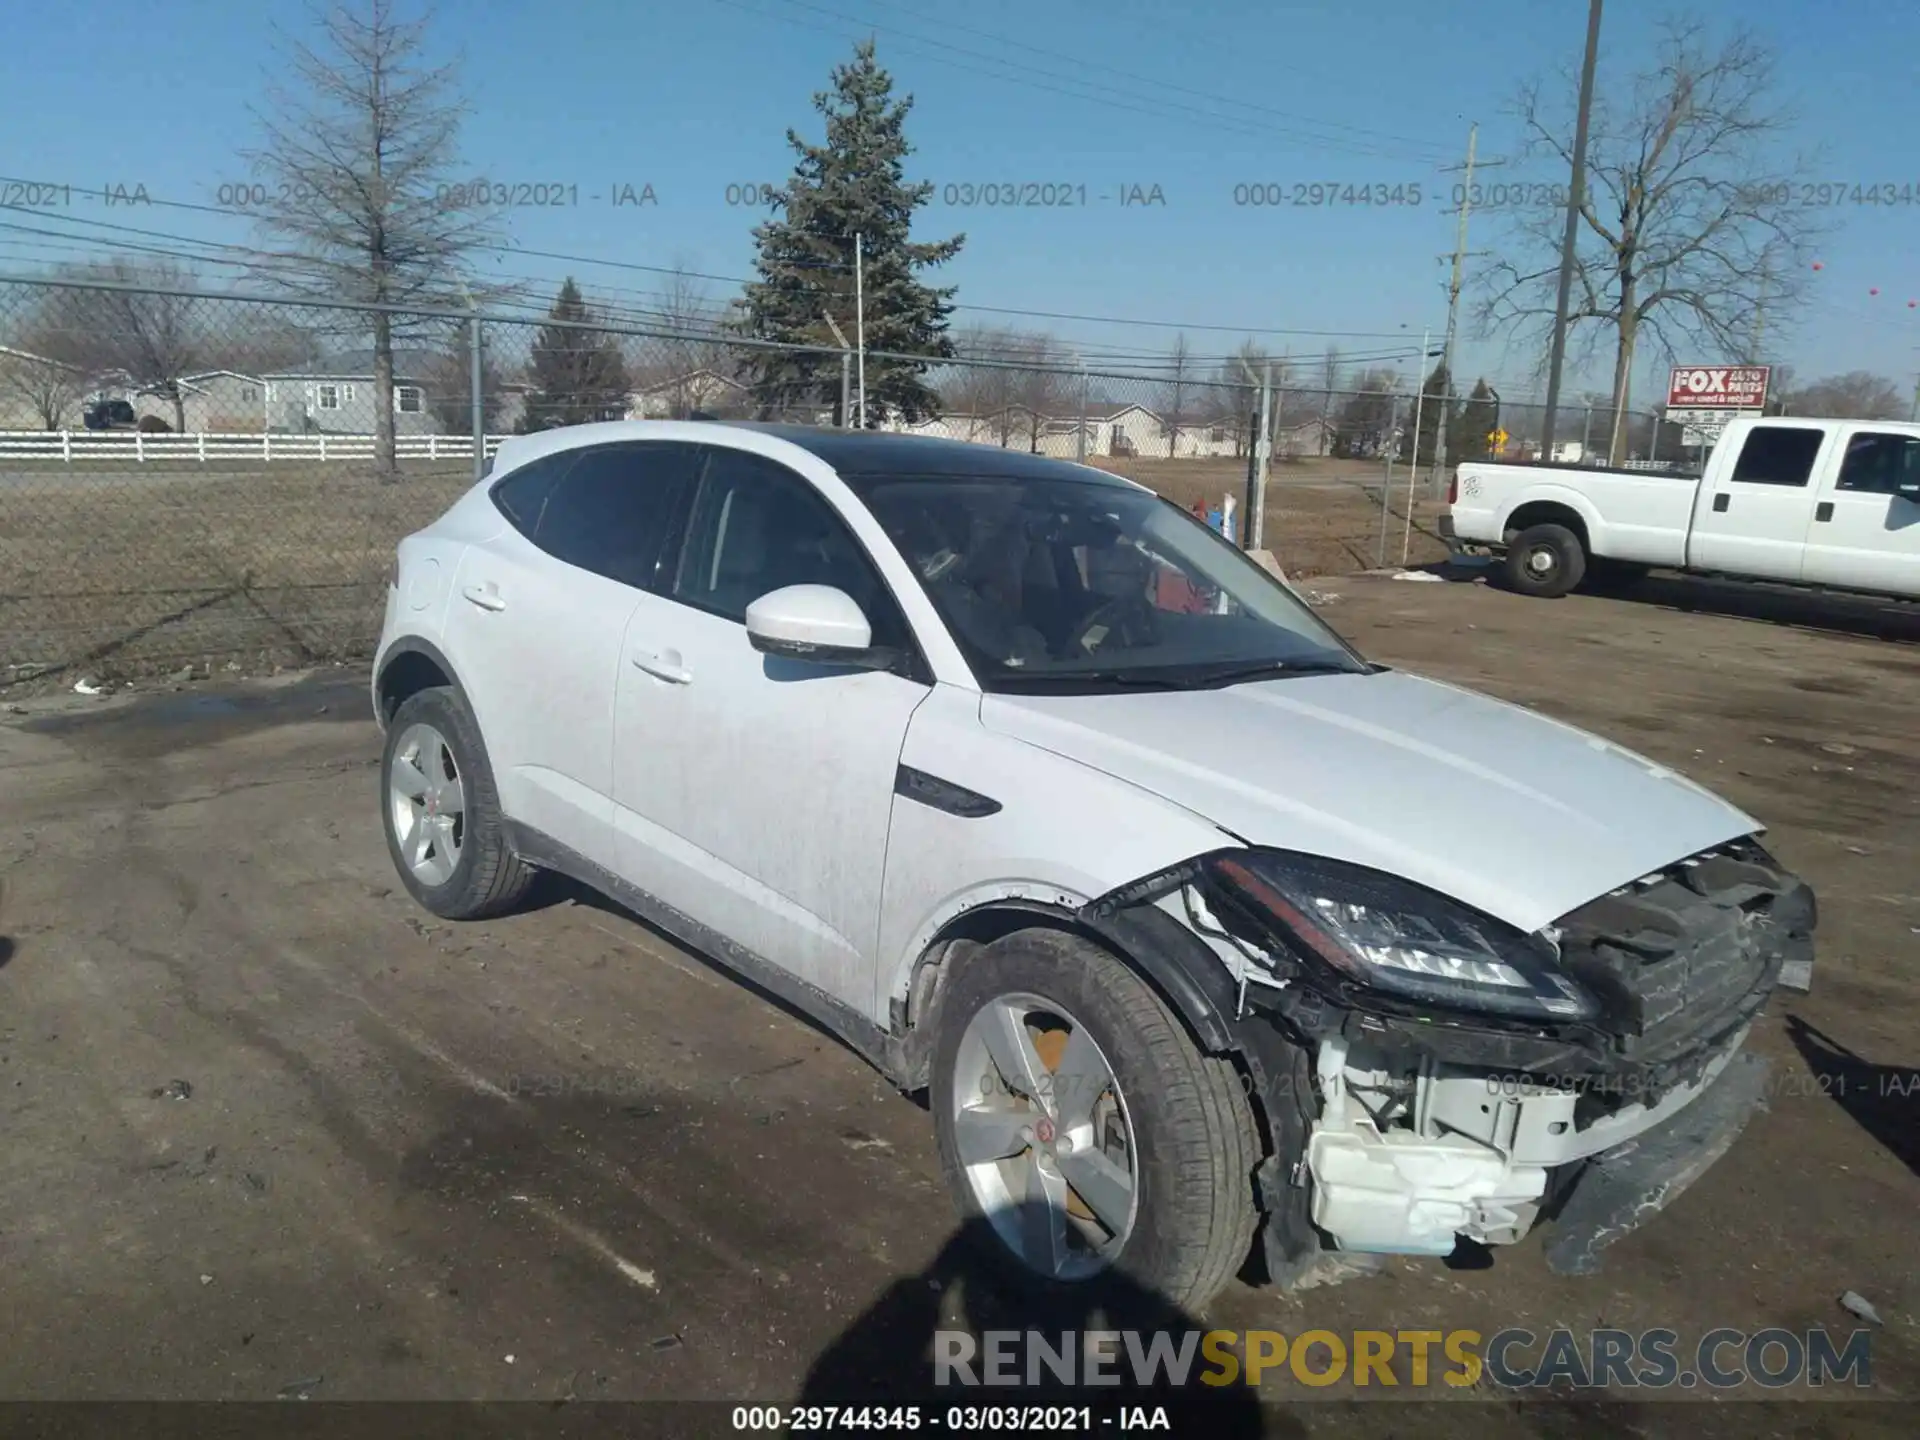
[3,273,1600,693]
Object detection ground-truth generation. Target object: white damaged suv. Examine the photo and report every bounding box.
[372,421,1815,1309]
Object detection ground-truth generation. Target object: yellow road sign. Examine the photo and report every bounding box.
[1489,428,1509,449]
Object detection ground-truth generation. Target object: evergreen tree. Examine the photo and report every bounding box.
[519,278,630,432]
[738,41,963,426]
[1452,379,1499,462]
[1412,361,1456,467]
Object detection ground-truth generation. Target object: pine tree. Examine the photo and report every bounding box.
[519,278,630,432]
[1452,379,1499,462]
[738,41,963,426]
[1412,362,1455,467]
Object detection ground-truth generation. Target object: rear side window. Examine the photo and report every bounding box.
[495,442,704,590]
[1729,426,1823,487]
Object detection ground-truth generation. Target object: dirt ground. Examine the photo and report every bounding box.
[0,568,1913,1435]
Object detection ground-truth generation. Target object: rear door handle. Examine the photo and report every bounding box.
[631,649,692,685]
[1711,493,1730,513]
[1815,501,1834,522]
[461,584,507,612]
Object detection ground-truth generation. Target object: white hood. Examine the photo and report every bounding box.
[981,669,1760,934]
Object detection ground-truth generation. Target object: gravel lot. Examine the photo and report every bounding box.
[0,569,1913,1435]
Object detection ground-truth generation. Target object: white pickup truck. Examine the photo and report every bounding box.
[1442,415,1920,600]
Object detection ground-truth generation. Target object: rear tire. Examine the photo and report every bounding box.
[929,929,1258,1312]
[1502,523,1587,598]
[381,686,536,920]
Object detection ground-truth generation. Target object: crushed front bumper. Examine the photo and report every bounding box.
[1221,837,1812,1273]
[1541,1046,1772,1275]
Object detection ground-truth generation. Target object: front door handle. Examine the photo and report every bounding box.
[631,649,692,685]
[1711,493,1730,513]
[461,583,507,612]
[1815,501,1834,522]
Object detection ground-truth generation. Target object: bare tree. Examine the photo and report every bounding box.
[1158,333,1196,457]
[0,304,88,429]
[642,264,745,417]
[243,0,497,477]
[1001,331,1072,451]
[1477,23,1825,463]
[1781,370,1907,420]
[31,260,209,431]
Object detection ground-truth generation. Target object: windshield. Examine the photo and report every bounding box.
[846,472,1372,692]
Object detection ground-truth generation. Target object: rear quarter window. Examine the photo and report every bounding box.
[490,453,572,535]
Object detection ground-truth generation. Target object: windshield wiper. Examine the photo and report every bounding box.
[991,669,1192,692]
[1181,659,1363,687]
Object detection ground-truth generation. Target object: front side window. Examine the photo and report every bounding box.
[672,448,911,652]
[395,385,424,414]
[316,384,340,411]
[844,471,1369,692]
[1837,432,1920,495]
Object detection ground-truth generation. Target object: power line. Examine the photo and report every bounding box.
[1,184,1427,349]
[864,0,1458,155]
[715,0,1454,164]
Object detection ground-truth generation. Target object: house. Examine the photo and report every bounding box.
[131,371,267,433]
[884,403,1249,460]
[261,350,442,435]
[1272,415,1335,459]
[627,368,751,420]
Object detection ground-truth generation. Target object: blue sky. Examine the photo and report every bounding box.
[3,0,1916,408]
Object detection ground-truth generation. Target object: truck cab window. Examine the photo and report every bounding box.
[1837,432,1920,496]
[1729,426,1823,487]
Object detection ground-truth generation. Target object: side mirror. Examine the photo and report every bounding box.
[745,584,895,669]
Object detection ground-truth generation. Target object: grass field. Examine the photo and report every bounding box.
[0,454,1446,695]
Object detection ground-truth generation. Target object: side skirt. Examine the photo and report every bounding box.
[505,821,908,1087]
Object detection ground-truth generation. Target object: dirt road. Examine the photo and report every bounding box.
[0,570,1913,1434]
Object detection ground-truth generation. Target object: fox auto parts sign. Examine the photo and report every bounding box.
[1667,365,1770,410]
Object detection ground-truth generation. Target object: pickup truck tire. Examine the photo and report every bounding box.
[1503,523,1587,598]
[381,686,537,920]
[930,928,1259,1312]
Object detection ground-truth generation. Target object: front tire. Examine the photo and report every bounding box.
[381,686,536,920]
[1502,522,1587,598]
[929,929,1258,1312]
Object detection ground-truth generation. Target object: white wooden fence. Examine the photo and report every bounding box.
[0,431,508,462]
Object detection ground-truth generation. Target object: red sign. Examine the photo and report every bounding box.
[1666,365,1770,410]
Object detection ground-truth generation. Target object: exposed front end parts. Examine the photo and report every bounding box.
[1302,1026,1761,1263]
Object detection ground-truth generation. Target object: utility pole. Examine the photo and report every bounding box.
[1910,372,1920,423]
[854,232,867,428]
[1432,123,1503,497]
[1540,0,1604,459]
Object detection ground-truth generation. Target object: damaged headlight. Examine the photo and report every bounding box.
[1204,849,1597,1022]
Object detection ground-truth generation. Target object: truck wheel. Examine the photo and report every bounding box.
[1503,523,1586,598]
[930,929,1258,1312]
[382,686,536,920]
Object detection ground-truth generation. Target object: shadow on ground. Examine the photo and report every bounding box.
[1784,1015,1920,1178]
[798,1211,1282,1434]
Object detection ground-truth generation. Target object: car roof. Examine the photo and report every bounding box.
[486,419,1142,490]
